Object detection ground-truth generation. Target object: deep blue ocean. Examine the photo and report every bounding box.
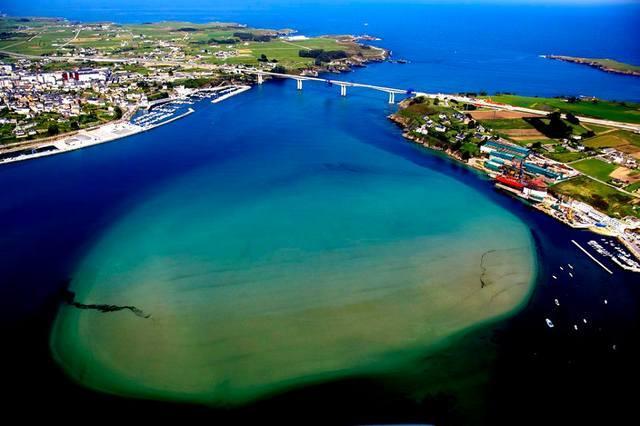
[1,2,640,424]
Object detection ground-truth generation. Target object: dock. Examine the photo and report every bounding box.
[571,240,613,274]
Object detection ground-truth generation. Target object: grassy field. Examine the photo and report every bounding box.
[477,118,533,130]
[204,38,353,69]
[551,175,639,218]
[582,123,614,134]
[625,181,640,193]
[486,95,640,124]
[545,151,589,163]
[571,158,617,181]
[582,130,640,149]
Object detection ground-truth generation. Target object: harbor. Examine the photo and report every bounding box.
[0,85,251,166]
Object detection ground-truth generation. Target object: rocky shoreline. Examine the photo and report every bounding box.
[544,55,640,77]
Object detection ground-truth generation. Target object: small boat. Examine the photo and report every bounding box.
[552,275,557,280]
[569,272,573,278]
[604,299,608,305]
[560,266,564,271]
[573,324,578,331]
[545,318,554,328]
[568,264,574,270]
[554,299,560,306]
[582,318,587,324]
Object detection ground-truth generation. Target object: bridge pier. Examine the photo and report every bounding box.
[340,84,347,97]
[388,92,395,104]
[296,79,303,90]
[257,73,264,85]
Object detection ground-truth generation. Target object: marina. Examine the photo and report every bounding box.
[571,240,614,274]
[0,85,250,166]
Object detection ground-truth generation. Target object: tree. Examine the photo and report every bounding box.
[114,106,123,119]
[565,112,580,125]
[47,124,59,136]
[70,121,79,130]
[271,64,287,74]
[546,112,571,138]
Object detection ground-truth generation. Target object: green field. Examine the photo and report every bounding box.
[625,181,640,193]
[551,175,639,218]
[571,158,617,181]
[204,38,355,69]
[478,118,533,130]
[486,95,640,124]
[582,130,640,150]
[583,123,614,134]
[545,151,589,163]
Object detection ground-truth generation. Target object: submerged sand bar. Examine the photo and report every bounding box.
[50,145,537,404]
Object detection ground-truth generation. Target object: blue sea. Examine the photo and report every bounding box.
[1,1,640,424]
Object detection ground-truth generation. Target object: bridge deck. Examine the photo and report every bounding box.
[248,70,408,94]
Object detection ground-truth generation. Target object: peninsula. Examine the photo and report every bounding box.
[544,55,640,77]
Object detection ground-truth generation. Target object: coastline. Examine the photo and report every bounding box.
[0,85,251,166]
[543,55,640,77]
[387,108,640,266]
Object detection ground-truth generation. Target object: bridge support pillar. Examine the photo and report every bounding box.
[296,79,303,90]
[388,92,395,104]
[257,73,264,85]
[340,84,347,97]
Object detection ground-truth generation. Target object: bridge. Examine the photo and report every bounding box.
[245,70,411,104]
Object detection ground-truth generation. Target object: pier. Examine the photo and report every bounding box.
[571,240,613,274]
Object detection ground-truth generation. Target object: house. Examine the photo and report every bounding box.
[415,125,429,135]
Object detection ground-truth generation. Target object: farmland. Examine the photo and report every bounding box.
[0,18,385,72]
[571,158,617,182]
[485,94,640,124]
[551,176,640,218]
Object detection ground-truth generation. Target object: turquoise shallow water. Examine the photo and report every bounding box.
[50,82,536,403]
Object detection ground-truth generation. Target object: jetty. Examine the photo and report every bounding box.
[571,240,613,274]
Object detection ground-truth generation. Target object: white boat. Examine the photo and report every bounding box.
[569,272,573,278]
[552,275,557,280]
[568,264,574,269]
[604,299,608,305]
[545,318,554,328]
[573,324,578,331]
[554,299,560,306]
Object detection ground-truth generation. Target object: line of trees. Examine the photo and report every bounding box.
[298,49,348,65]
[233,32,272,42]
